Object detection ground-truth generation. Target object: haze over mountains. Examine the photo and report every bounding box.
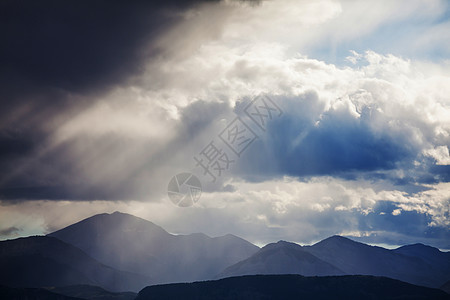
[49,212,259,284]
[0,211,449,297]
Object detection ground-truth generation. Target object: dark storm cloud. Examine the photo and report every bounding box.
[1,0,447,204]
[0,0,223,201]
[0,0,220,125]
[0,0,217,96]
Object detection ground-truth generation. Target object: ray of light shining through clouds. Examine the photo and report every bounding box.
[0,0,449,273]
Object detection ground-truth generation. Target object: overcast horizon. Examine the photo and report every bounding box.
[1,0,449,250]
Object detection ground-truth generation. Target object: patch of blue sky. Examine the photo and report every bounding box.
[307,2,450,66]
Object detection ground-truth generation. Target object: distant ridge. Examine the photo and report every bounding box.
[394,243,450,269]
[46,284,136,300]
[136,274,450,300]
[217,240,344,278]
[301,235,449,288]
[220,235,450,288]
[2,211,447,293]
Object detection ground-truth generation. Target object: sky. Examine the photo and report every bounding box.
[0,0,449,249]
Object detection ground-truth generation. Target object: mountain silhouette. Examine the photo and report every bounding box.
[441,280,450,294]
[0,236,149,292]
[136,274,450,300]
[46,284,136,300]
[219,235,449,288]
[217,240,344,278]
[0,285,82,300]
[49,212,259,283]
[394,243,450,276]
[3,212,448,296]
[301,235,448,288]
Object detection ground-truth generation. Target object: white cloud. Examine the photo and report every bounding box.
[392,208,402,216]
[424,146,450,165]
[14,5,448,210]
[2,176,447,247]
[2,0,449,248]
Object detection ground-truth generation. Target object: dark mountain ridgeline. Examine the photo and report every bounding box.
[0,285,83,300]
[394,243,450,281]
[136,274,450,300]
[0,236,149,292]
[218,235,450,288]
[441,280,450,294]
[46,285,137,300]
[302,235,449,288]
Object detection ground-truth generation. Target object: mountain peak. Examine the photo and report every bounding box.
[328,235,351,241]
[276,240,296,244]
[397,243,438,251]
[48,212,259,284]
[217,239,344,279]
[261,240,301,251]
[314,235,360,246]
[110,211,132,217]
[48,211,170,244]
[393,242,449,266]
[276,240,300,246]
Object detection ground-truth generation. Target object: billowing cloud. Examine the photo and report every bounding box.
[0,0,449,248]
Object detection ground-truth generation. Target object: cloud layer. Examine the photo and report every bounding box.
[0,0,448,248]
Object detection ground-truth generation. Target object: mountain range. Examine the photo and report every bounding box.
[219,236,449,288]
[217,240,345,278]
[46,285,137,300]
[136,275,450,300]
[48,212,259,284]
[0,211,448,296]
[303,235,448,288]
